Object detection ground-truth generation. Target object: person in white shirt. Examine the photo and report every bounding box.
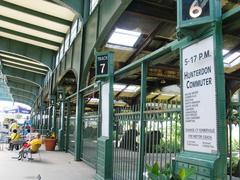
[25,129,32,141]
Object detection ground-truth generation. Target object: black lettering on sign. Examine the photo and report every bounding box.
[184,50,211,66]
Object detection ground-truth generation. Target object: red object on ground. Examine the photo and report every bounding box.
[44,138,57,151]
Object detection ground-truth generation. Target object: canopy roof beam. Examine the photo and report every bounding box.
[3,66,44,87]
[0,37,55,69]
[0,1,72,26]
[9,87,37,98]
[0,15,66,38]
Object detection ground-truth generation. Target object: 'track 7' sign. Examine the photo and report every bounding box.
[96,54,108,77]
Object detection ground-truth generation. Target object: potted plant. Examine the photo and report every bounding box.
[44,131,57,151]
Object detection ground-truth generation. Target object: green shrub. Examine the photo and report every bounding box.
[145,162,196,180]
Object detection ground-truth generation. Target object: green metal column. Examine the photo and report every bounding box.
[174,0,227,179]
[83,0,90,23]
[213,20,227,178]
[65,100,70,153]
[95,51,114,180]
[75,81,83,160]
[137,62,147,180]
[48,106,52,130]
[50,96,57,135]
[40,107,43,133]
[57,89,65,151]
[37,113,40,129]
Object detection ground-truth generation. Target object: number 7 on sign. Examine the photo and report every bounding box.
[100,63,105,73]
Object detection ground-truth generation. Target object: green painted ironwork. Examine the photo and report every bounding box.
[0,1,72,26]
[64,93,77,154]
[50,96,57,135]
[3,68,44,87]
[82,111,99,167]
[0,15,65,38]
[81,0,133,83]
[137,62,147,180]
[79,82,100,167]
[0,27,61,48]
[113,102,181,179]
[173,0,227,179]
[57,89,65,151]
[8,87,37,98]
[0,37,56,69]
[51,0,84,17]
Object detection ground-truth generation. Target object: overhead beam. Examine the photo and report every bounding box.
[2,62,47,75]
[9,87,37,98]
[115,85,129,99]
[4,68,43,88]
[223,43,240,59]
[125,22,165,65]
[12,94,35,103]
[151,93,161,101]
[150,64,179,71]
[0,26,61,47]
[0,15,66,38]
[0,37,56,69]
[0,1,72,26]
[49,0,84,16]
[12,95,34,106]
[223,6,240,36]
[0,56,49,71]
[127,1,176,24]
[7,79,40,93]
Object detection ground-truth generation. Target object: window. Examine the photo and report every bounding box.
[64,34,70,53]
[124,85,140,93]
[224,52,240,64]
[59,45,64,60]
[70,20,78,44]
[108,28,141,47]
[77,19,82,33]
[90,0,99,14]
[55,53,59,67]
[113,84,126,92]
[222,49,229,56]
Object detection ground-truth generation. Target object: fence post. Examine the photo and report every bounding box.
[137,62,147,180]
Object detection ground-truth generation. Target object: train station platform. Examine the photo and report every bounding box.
[0,146,95,180]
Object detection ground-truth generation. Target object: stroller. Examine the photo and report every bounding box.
[18,143,41,161]
[17,141,31,160]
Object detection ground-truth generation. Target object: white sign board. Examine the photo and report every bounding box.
[101,82,110,137]
[182,36,217,154]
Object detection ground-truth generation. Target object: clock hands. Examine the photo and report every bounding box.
[189,0,209,18]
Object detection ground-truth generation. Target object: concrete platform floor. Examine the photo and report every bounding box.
[0,145,95,180]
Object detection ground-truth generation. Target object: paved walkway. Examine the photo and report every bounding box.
[0,145,95,180]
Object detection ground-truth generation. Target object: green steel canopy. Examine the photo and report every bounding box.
[0,0,78,107]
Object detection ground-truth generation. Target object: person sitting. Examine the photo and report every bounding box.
[8,129,21,150]
[24,129,32,141]
[9,121,18,133]
[29,133,42,153]
[18,133,42,160]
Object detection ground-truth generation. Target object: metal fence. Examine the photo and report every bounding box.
[82,112,99,168]
[113,103,181,180]
[80,83,100,168]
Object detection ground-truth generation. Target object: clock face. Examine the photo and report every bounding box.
[182,0,210,21]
